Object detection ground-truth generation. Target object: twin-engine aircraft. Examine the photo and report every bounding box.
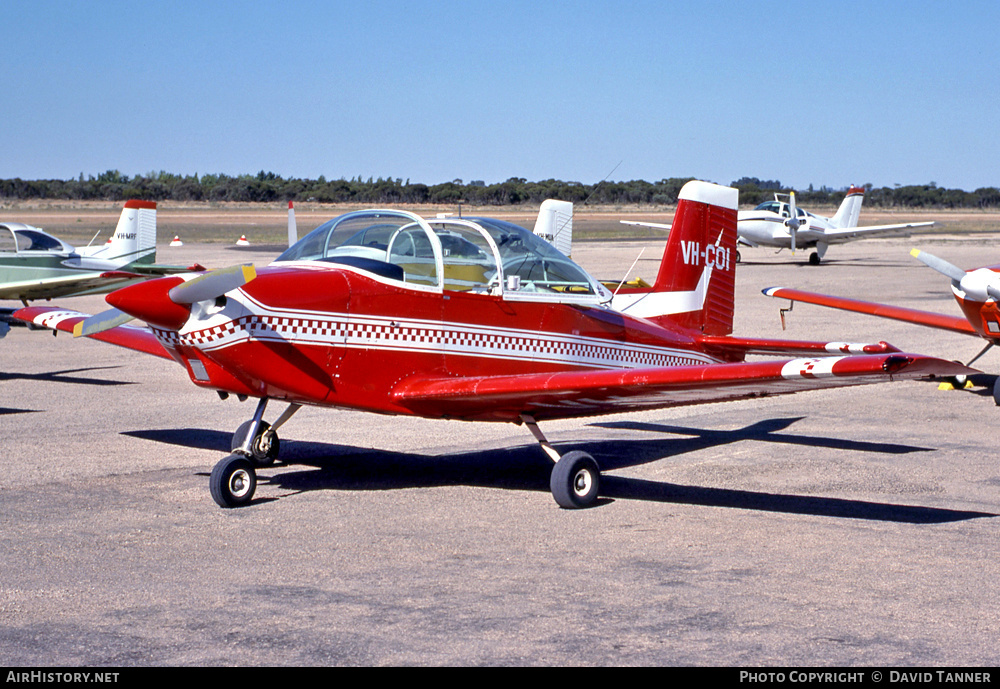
[765,248,1000,400]
[0,200,199,303]
[737,186,934,265]
[15,181,970,509]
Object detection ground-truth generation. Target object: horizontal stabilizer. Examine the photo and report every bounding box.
[698,335,902,358]
[620,220,672,231]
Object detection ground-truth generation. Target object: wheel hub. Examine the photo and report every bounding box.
[229,469,252,498]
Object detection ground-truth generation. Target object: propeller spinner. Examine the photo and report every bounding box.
[74,264,256,337]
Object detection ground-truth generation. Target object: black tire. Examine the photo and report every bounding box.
[210,454,257,508]
[735,251,742,263]
[550,451,600,509]
[992,378,1000,406]
[809,252,821,266]
[231,420,280,466]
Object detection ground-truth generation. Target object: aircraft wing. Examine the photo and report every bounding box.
[13,306,173,360]
[0,272,147,301]
[819,221,935,244]
[0,262,208,301]
[128,262,207,276]
[763,287,977,336]
[392,354,972,422]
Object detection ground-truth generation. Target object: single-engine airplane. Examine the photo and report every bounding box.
[764,248,1000,400]
[737,186,934,265]
[14,181,971,509]
[0,200,199,303]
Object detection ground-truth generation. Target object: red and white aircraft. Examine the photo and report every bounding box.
[15,181,971,509]
[737,186,934,265]
[765,248,1000,399]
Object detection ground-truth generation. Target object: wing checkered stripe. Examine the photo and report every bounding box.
[153,313,716,369]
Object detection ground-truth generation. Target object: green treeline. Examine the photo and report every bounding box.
[2,171,999,209]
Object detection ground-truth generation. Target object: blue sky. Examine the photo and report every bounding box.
[4,0,998,190]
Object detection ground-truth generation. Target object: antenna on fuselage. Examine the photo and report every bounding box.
[580,160,623,206]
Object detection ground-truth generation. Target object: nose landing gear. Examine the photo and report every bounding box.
[209,398,301,507]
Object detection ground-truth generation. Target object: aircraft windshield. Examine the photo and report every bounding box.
[275,211,437,286]
[465,218,598,296]
[13,229,69,252]
[275,210,604,301]
[753,201,781,213]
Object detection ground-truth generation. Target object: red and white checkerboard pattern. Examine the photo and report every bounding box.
[154,311,717,370]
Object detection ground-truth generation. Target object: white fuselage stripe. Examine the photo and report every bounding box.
[155,291,720,369]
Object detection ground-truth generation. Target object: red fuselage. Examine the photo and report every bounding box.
[149,263,724,416]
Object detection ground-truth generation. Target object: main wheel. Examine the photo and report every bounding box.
[232,420,280,466]
[550,451,601,509]
[992,378,1000,407]
[210,454,257,508]
[808,252,821,265]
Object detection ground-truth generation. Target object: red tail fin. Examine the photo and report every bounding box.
[612,181,738,335]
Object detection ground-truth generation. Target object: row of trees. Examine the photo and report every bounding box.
[2,171,999,209]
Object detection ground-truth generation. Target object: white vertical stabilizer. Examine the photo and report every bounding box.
[533,199,573,256]
[829,186,864,229]
[78,200,157,265]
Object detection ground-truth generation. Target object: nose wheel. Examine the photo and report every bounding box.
[211,398,302,508]
[210,454,257,507]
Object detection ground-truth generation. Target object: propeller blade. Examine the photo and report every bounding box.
[910,249,966,282]
[73,307,134,338]
[288,201,297,247]
[167,264,257,304]
[786,191,800,253]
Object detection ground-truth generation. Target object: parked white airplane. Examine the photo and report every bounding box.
[736,186,934,265]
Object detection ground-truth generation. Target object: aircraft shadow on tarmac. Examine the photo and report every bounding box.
[0,365,135,387]
[125,416,996,523]
[0,407,38,416]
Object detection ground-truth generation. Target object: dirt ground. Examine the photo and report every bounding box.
[2,200,998,246]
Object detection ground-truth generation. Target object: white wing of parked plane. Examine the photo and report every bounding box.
[819,220,935,244]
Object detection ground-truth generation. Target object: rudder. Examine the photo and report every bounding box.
[612,180,737,335]
[84,200,157,266]
[829,185,864,229]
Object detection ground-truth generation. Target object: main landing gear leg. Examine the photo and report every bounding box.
[521,414,601,509]
[211,398,302,508]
